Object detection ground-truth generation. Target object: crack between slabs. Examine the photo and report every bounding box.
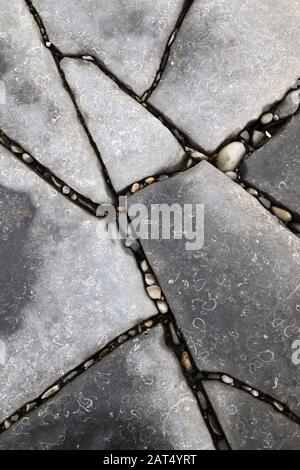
[24,0,203,157]
[0,129,104,216]
[0,311,164,435]
[141,0,195,102]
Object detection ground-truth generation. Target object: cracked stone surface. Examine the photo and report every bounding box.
[31,0,186,96]
[149,0,300,153]
[0,145,157,422]
[61,58,185,192]
[204,381,300,450]
[241,113,300,216]
[0,326,214,450]
[0,0,109,203]
[130,161,300,416]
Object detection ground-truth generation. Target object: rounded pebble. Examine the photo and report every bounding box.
[274,90,300,119]
[217,142,246,172]
[247,188,259,197]
[240,130,250,142]
[221,375,234,385]
[157,299,169,314]
[145,273,156,286]
[258,196,271,210]
[22,153,34,164]
[62,185,71,195]
[252,130,265,148]
[260,113,273,125]
[145,177,155,185]
[140,260,149,273]
[147,285,162,300]
[251,390,259,398]
[271,206,292,223]
[130,183,140,193]
[10,145,22,153]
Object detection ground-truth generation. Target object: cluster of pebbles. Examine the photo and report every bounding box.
[140,259,169,314]
[216,87,300,173]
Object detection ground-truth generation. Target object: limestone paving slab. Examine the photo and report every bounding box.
[130,161,300,415]
[241,113,300,216]
[149,0,300,153]
[31,0,186,95]
[61,58,186,192]
[0,145,157,423]
[0,326,215,450]
[204,381,300,450]
[0,0,109,203]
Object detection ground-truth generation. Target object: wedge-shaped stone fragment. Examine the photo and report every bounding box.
[0,145,157,422]
[241,113,300,216]
[0,326,214,450]
[130,161,300,415]
[0,0,109,203]
[61,59,185,192]
[31,0,186,95]
[150,0,300,153]
[204,381,300,450]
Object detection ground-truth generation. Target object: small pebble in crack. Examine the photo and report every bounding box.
[252,130,265,148]
[271,206,292,223]
[41,384,60,400]
[246,187,259,197]
[140,259,149,273]
[145,273,156,286]
[226,171,238,181]
[216,142,246,172]
[156,299,169,314]
[258,196,272,210]
[62,185,71,195]
[22,153,34,164]
[274,89,300,119]
[260,112,274,125]
[147,285,162,300]
[131,182,140,194]
[221,375,234,385]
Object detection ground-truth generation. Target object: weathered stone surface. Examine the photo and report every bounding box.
[0,145,157,422]
[241,113,300,216]
[130,161,300,415]
[31,0,186,95]
[0,0,109,203]
[204,381,300,450]
[61,59,185,192]
[0,326,214,450]
[149,0,300,153]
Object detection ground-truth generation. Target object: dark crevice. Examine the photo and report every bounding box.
[0,312,164,434]
[142,0,195,101]
[0,129,101,217]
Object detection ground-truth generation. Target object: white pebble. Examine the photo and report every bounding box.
[260,113,273,125]
[147,285,162,300]
[131,183,140,193]
[62,185,71,195]
[22,153,34,164]
[140,260,149,273]
[221,375,234,385]
[10,145,22,153]
[145,273,156,286]
[41,384,60,400]
[217,142,246,172]
[157,299,169,314]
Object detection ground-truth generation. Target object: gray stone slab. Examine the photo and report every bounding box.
[204,381,300,450]
[0,145,157,423]
[149,0,300,153]
[130,161,300,415]
[241,113,300,216]
[31,0,185,95]
[0,0,109,203]
[61,59,186,192]
[0,326,215,450]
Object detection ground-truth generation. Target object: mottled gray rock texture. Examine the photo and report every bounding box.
[0,0,109,203]
[61,59,185,192]
[150,0,300,153]
[204,381,300,450]
[0,145,157,422]
[241,113,300,216]
[130,161,300,415]
[0,326,215,450]
[31,0,186,95]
